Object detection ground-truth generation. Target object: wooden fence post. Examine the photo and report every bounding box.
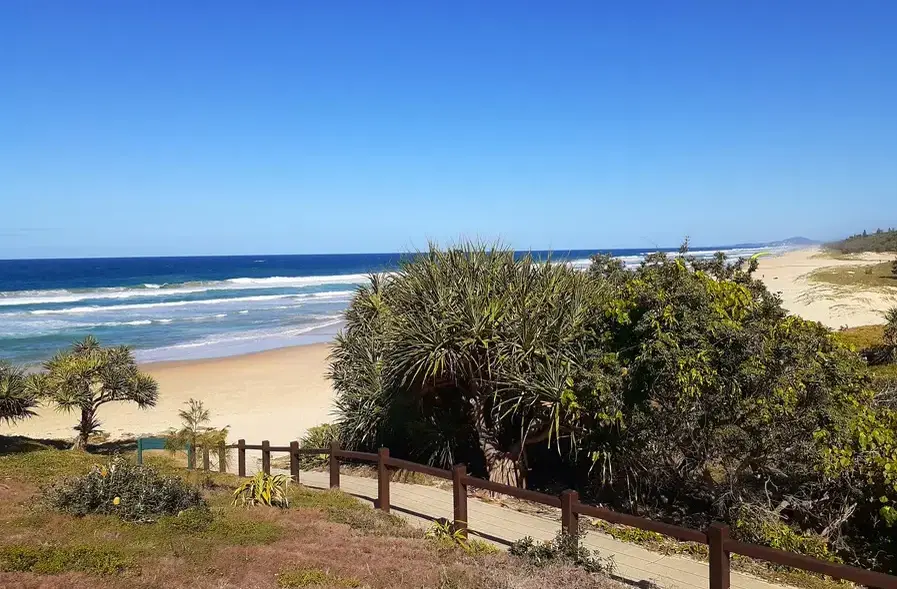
[561,490,579,539]
[261,440,271,475]
[377,448,390,513]
[237,439,246,477]
[708,522,731,589]
[202,446,210,471]
[290,441,300,482]
[329,440,340,488]
[452,465,468,540]
[187,444,195,470]
[218,441,226,473]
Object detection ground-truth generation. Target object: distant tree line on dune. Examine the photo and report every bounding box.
[329,242,897,574]
[827,228,897,254]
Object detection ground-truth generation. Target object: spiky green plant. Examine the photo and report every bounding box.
[330,244,607,487]
[0,361,37,425]
[28,336,158,449]
[232,472,290,508]
[166,398,229,463]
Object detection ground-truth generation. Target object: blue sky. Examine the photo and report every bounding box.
[1,1,895,258]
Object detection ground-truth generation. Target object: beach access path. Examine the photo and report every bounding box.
[274,467,787,589]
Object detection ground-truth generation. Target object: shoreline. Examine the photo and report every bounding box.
[6,342,338,445]
[7,246,897,446]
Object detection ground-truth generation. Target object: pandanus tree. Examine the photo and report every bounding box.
[0,361,38,425]
[30,336,158,449]
[330,245,618,486]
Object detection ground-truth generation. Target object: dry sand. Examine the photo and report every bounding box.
[7,247,897,446]
[7,343,337,446]
[757,247,897,328]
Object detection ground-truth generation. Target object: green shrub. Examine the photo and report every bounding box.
[0,544,135,575]
[509,530,613,574]
[884,306,897,347]
[425,518,498,555]
[733,505,840,563]
[232,472,290,508]
[42,455,205,522]
[298,423,337,468]
[276,566,361,588]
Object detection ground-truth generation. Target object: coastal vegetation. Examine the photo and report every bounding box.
[0,361,37,425]
[826,228,897,254]
[330,243,897,573]
[0,440,617,588]
[165,398,229,462]
[809,260,897,288]
[27,336,158,449]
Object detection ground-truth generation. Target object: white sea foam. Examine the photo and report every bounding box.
[0,274,369,307]
[135,317,345,362]
[23,290,355,316]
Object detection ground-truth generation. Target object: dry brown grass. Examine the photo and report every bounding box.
[0,442,622,589]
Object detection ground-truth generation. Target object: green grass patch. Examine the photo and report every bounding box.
[809,261,897,289]
[290,486,417,537]
[276,566,361,588]
[834,325,886,350]
[0,445,98,484]
[0,544,136,576]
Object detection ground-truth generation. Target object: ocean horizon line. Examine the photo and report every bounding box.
[0,240,809,263]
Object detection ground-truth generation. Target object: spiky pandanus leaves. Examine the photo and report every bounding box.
[0,361,38,425]
[232,472,290,508]
[29,336,158,449]
[330,244,619,486]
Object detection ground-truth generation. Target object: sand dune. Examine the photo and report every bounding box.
[757,247,897,328]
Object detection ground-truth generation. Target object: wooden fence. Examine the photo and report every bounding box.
[188,440,897,589]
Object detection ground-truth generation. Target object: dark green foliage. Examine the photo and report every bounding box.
[42,455,205,522]
[0,544,135,575]
[29,336,158,449]
[885,306,897,348]
[0,361,37,425]
[827,229,897,254]
[331,242,897,572]
[509,530,613,574]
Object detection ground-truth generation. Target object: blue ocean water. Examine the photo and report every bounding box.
[0,247,771,366]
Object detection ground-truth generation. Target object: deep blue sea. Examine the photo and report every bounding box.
[0,247,771,366]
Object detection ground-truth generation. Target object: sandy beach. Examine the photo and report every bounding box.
[757,247,897,328]
[7,247,897,447]
[7,343,337,446]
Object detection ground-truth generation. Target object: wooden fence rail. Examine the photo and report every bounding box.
[191,439,897,589]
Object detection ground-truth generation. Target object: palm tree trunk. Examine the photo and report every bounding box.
[483,441,520,487]
[71,407,93,450]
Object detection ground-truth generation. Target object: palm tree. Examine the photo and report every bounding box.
[0,361,38,425]
[30,336,158,449]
